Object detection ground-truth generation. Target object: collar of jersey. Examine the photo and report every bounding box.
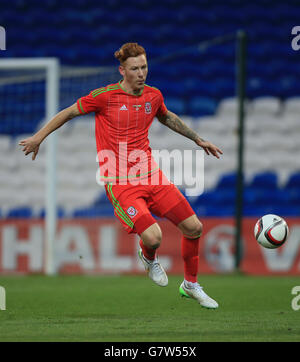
[118,80,144,97]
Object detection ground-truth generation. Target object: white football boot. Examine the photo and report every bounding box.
[179,281,219,309]
[138,249,168,287]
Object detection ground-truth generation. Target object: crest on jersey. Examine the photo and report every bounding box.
[127,206,137,218]
[145,102,152,114]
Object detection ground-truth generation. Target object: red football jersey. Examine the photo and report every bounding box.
[77,81,168,184]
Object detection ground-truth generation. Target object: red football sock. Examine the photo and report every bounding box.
[139,239,156,261]
[181,235,200,283]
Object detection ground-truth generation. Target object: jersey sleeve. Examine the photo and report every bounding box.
[155,90,168,118]
[76,90,106,115]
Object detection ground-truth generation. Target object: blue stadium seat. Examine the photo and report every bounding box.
[93,192,112,206]
[285,172,300,191]
[195,190,236,216]
[188,97,218,117]
[196,205,235,217]
[2,1,300,137]
[166,81,187,98]
[215,172,238,190]
[247,78,282,98]
[248,171,278,191]
[243,187,299,216]
[7,207,33,219]
[195,191,218,206]
[164,97,186,115]
[243,205,274,217]
[182,79,211,97]
[248,189,287,207]
[39,207,66,219]
[258,205,300,217]
[213,78,235,99]
[286,189,300,207]
[213,190,236,206]
[73,206,114,218]
[272,206,300,217]
[148,64,167,81]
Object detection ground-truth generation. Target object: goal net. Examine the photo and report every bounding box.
[0,59,120,274]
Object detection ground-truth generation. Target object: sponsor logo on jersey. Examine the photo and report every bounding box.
[120,104,128,111]
[133,105,141,111]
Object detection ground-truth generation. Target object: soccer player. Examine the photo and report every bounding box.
[19,43,222,309]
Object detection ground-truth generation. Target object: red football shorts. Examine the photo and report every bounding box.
[104,169,195,235]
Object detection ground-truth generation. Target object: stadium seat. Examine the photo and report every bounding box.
[195,117,232,135]
[72,205,114,218]
[285,172,300,191]
[243,205,274,217]
[216,97,250,117]
[7,207,33,219]
[93,192,111,206]
[195,191,217,206]
[251,96,281,116]
[286,188,300,207]
[0,136,11,153]
[39,207,66,219]
[278,76,299,98]
[248,171,278,191]
[215,172,238,190]
[164,97,186,115]
[284,97,300,115]
[148,119,167,136]
[213,78,235,99]
[188,97,218,117]
[248,189,288,208]
[217,189,236,204]
[198,205,235,217]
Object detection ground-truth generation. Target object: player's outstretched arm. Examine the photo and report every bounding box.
[19,103,80,160]
[157,110,223,158]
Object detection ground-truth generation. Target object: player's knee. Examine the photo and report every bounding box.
[182,219,203,239]
[195,220,203,236]
[148,233,162,249]
[142,229,162,249]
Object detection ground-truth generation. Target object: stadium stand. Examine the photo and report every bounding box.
[1,0,300,218]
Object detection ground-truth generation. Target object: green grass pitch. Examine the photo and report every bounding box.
[0,274,299,342]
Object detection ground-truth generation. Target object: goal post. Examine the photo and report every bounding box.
[0,58,59,275]
[234,31,247,271]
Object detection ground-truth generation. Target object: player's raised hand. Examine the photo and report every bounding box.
[195,138,223,159]
[19,136,40,160]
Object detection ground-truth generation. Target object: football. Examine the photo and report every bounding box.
[254,214,289,249]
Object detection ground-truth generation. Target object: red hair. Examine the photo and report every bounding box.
[114,43,146,64]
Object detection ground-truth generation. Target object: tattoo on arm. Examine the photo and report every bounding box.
[159,111,205,142]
